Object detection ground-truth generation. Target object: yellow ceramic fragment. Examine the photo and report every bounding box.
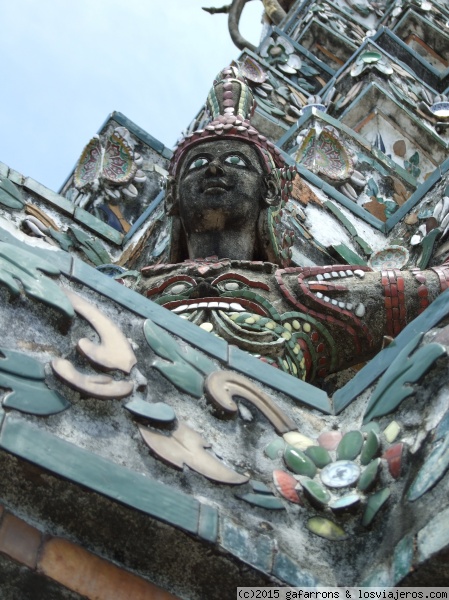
[303,323,311,333]
[284,322,292,332]
[283,431,315,450]
[200,322,214,332]
[265,321,276,330]
[292,320,301,330]
[384,420,400,443]
[281,331,292,340]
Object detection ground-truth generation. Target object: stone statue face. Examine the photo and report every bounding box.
[178,139,266,237]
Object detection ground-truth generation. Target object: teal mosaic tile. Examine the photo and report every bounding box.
[198,503,218,543]
[0,415,200,534]
[363,333,446,423]
[272,552,317,587]
[0,162,9,177]
[0,177,24,210]
[220,517,274,572]
[393,534,414,584]
[408,435,449,501]
[417,506,449,563]
[250,480,272,494]
[124,399,176,424]
[333,288,449,413]
[237,493,285,510]
[0,225,73,275]
[74,207,123,246]
[435,409,449,442]
[7,168,24,186]
[418,228,441,270]
[337,431,363,460]
[0,348,70,416]
[0,240,74,318]
[227,346,332,414]
[23,177,75,216]
[331,244,367,266]
[362,488,390,526]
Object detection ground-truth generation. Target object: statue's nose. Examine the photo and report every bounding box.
[206,160,224,177]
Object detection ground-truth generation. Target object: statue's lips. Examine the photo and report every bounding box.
[162,296,269,316]
[201,180,230,194]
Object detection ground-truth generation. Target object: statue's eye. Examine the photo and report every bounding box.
[224,155,247,167]
[188,157,209,170]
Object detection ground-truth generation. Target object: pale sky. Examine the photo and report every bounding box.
[0,0,263,191]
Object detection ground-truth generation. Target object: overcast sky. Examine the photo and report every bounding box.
[0,1,263,191]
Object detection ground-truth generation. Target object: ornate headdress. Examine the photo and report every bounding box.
[167,66,296,266]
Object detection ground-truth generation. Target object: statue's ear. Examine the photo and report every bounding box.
[262,174,280,207]
[165,177,179,216]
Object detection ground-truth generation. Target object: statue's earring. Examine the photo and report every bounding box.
[263,176,280,207]
[165,177,179,216]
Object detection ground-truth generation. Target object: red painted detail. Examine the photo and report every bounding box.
[211,272,270,291]
[273,469,301,504]
[382,443,403,479]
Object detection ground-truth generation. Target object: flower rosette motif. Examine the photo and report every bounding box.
[266,421,405,539]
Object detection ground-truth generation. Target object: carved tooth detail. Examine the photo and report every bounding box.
[346,303,353,310]
[339,272,347,278]
[316,274,324,281]
[354,270,365,279]
[316,292,323,299]
[230,303,244,311]
[331,271,339,278]
[338,302,345,308]
[198,302,208,308]
[331,299,338,305]
[208,302,219,308]
[355,303,366,317]
[324,296,330,302]
[324,273,332,279]
[188,303,199,310]
[218,302,230,309]
[172,305,188,313]
[346,270,353,276]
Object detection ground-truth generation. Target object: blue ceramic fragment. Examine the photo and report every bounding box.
[237,493,285,510]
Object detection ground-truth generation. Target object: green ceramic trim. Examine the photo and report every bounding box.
[324,201,357,237]
[0,415,200,534]
[331,244,367,266]
[362,487,390,526]
[7,169,24,186]
[358,458,380,492]
[0,162,9,177]
[0,241,74,319]
[74,208,123,246]
[198,503,219,543]
[23,176,75,216]
[144,318,218,397]
[124,399,176,424]
[238,492,285,510]
[418,228,441,270]
[336,430,363,460]
[272,552,317,587]
[0,177,24,210]
[111,111,173,158]
[393,534,414,584]
[408,435,449,501]
[220,516,274,573]
[228,346,332,413]
[354,235,373,256]
[0,226,73,275]
[363,333,446,423]
[333,288,449,413]
[225,289,281,320]
[69,226,111,266]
